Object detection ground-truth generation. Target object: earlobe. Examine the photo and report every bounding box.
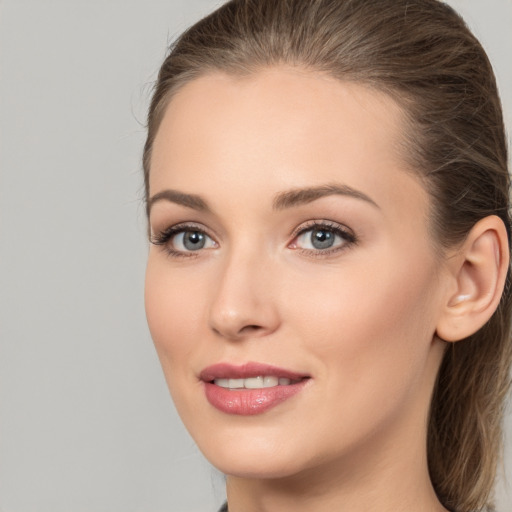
[436,216,509,343]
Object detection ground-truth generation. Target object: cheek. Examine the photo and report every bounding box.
[144,257,202,370]
[277,258,441,457]
[144,256,212,425]
[286,251,440,393]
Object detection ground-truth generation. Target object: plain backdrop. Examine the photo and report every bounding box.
[0,1,510,511]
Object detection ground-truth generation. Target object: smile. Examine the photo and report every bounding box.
[200,363,310,415]
[213,376,301,389]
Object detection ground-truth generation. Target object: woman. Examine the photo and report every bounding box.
[143,1,511,511]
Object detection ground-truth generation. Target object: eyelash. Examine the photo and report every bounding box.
[150,223,213,259]
[290,220,357,258]
[150,220,357,259]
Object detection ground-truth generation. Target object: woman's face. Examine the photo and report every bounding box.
[145,68,449,480]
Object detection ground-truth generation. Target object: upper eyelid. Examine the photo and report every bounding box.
[151,221,215,239]
[291,219,354,238]
[153,219,351,235]
[151,219,356,248]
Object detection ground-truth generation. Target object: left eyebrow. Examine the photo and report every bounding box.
[272,183,380,210]
[147,189,211,216]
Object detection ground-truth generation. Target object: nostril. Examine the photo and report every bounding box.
[240,325,263,333]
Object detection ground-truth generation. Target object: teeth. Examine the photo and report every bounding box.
[245,376,264,389]
[263,376,279,387]
[230,378,244,388]
[213,376,297,389]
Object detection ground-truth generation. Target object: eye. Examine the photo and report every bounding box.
[150,224,217,257]
[173,230,215,251]
[290,221,356,254]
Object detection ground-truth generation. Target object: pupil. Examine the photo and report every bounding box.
[184,231,205,250]
[312,229,334,249]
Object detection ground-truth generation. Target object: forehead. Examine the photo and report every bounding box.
[149,67,427,220]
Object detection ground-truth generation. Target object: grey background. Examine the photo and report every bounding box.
[0,1,510,511]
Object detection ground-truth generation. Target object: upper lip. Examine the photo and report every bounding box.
[199,362,309,382]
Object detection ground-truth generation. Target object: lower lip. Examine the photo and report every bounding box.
[204,380,308,415]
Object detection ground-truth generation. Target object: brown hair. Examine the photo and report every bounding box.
[143,1,512,510]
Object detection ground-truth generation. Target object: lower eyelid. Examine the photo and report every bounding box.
[153,221,355,256]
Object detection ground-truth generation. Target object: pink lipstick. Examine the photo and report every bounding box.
[200,362,310,415]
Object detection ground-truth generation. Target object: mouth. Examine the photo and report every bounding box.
[199,362,310,415]
[212,375,304,390]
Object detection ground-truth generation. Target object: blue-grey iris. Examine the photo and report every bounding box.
[183,231,206,250]
[311,229,335,249]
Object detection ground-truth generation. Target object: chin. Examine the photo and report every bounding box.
[191,422,315,479]
[206,451,307,480]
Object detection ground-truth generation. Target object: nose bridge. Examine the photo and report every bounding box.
[208,238,279,340]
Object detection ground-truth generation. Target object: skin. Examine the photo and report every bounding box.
[145,67,453,512]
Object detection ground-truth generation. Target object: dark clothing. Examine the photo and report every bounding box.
[217,501,459,511]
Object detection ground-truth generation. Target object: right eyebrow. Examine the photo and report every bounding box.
[147,189,211,215]
[272,183,380,210]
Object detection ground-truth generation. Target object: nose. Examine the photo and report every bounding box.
[208,248,280,341]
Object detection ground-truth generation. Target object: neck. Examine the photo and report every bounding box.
[225,435,448,512]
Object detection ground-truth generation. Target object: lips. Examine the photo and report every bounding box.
[200,362,310,415]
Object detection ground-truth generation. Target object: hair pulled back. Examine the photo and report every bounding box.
[143,1,512,510]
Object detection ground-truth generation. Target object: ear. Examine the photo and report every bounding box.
[436,215,509,343]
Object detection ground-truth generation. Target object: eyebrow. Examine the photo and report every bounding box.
[147,182,379,215]
[272,183,379,210]
[147,189,211,215]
